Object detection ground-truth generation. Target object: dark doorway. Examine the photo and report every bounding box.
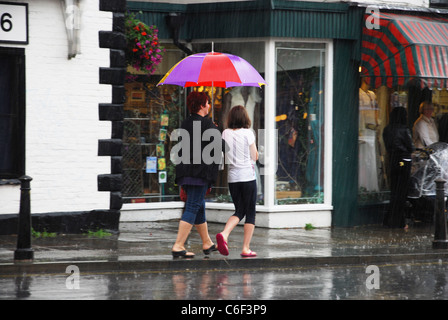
[0,47,25,179]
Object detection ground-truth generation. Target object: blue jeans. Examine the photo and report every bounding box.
[181,185,209,225]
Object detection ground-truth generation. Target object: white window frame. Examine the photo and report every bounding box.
[263,38,333,213]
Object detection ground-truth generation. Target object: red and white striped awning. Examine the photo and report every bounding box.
[361,12,448,89]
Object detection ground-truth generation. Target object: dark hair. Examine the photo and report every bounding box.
[227,105,251,129]
[187,91,209,114]
[389,106,408,126]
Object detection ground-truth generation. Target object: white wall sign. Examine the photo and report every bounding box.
[0,2,28,44]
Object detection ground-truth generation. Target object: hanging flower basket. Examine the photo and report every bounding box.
[125,12,164,80]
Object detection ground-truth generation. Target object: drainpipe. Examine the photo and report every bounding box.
[166,13,193,56]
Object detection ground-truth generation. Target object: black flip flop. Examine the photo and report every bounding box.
[203,244,217,255]
[172,250,195,258]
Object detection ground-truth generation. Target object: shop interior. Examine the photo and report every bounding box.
[358,80,448,205]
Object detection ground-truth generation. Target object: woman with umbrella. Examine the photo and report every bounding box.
[158,50,266,257]
[171,91,220,258]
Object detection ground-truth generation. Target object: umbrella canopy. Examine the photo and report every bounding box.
[157,52,266,88]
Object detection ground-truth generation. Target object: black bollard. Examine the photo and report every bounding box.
[432,178,448,249]
[14,175,34,261]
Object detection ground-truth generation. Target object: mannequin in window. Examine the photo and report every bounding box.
[359,79,379,192]
[224,87,261,130]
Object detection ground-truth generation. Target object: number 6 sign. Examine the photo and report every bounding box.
[0,2,28,44]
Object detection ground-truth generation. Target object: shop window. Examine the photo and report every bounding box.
[357,82,448,205]
[0,48,25,179]
[358,82,419,204]
[275,42,326,204]
[123,46,185,203]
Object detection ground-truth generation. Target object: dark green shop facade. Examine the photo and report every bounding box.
[124,0,448,227]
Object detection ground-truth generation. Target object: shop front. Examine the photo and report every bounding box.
[123,1,448,228]
[358,11,448,225]
[121,0,365,228]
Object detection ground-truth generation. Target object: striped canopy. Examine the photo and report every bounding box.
[361,12,448,89]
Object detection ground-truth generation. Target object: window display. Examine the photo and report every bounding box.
[123,80,184,203]
[357,84,448,205]
[358,79,380,192]
[123,40,331,207]
[358,84,403,204]
[275,42,326,204]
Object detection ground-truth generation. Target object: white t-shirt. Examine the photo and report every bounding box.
[222,128,256,183]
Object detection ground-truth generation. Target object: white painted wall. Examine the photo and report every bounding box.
[0,0,112,215]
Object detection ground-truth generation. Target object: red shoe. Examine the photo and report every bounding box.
[216,233,229,256]
[240,251,257,257]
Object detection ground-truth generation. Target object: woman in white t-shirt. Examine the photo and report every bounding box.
[216,105,259,257]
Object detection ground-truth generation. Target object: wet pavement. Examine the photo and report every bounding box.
[0,220,447,274]
[1,221,448,301]
[0,221,448,300]
[2,260,448,300]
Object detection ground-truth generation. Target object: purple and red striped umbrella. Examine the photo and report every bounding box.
[157,52,266,88]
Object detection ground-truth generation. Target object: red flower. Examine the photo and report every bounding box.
[125,12,164,77]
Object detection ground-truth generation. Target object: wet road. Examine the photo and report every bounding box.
[1,260,448,301]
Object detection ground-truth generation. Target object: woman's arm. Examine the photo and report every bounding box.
[250,142,258,161]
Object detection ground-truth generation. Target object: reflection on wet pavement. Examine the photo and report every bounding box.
[1,260,447,300]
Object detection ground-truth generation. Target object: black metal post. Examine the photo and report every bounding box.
[433,178,448,249]
[14,175,34,261]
